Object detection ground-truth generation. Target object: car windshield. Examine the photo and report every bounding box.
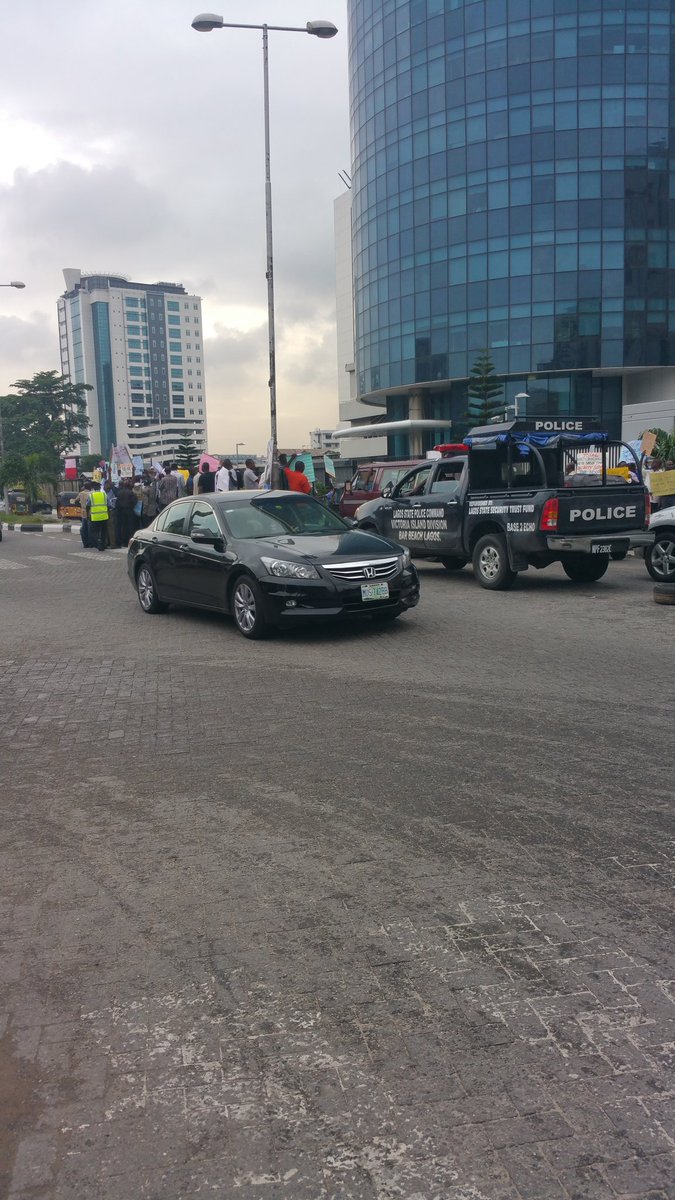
[224,497,347,539]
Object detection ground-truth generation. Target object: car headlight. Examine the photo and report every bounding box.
[260,557,319,580]
[400,548,411,568]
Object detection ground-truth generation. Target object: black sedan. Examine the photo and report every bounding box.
[127,491,420,638]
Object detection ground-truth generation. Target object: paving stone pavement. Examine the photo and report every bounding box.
[0,535,673,1200]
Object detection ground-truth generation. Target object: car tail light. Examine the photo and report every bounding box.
[644,491,651,527]
[540,497,559,531]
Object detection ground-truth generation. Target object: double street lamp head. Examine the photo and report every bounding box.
[191,13,337,37]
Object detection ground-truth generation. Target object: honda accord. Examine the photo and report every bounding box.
[127,491,419,638]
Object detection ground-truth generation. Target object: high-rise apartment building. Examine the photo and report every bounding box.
[57,269,208,461]
[345,0,675,457]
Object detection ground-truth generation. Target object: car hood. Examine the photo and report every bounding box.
[650,504,675,528]
[244,530,402,562]
[354,497,387,521]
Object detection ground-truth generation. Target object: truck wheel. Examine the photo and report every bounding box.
[645,535,675,583]
[562,555,609,583]
[472,534,516,590]
[653,583,675,606]
[440,557,466,572]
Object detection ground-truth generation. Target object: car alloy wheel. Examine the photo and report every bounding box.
[478,545,500,580]
[232,577,269,639]
[136,564,167,614]
[651,537,675,582]
[138,566,154,610]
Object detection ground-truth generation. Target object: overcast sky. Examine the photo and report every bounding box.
[0,0,350,453]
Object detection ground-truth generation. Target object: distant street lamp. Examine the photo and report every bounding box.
[235,441,245,461]
[191,13,338,479]
[0,281,26,288]
[514,392,529,417]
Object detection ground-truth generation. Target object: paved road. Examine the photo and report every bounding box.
[0,528,673,1200]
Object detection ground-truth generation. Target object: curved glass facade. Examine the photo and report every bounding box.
[348,0,675,440]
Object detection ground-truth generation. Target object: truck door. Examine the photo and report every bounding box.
[379,463,434,548]
[410,460,466,554]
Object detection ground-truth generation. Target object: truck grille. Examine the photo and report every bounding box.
[322,557,400,582]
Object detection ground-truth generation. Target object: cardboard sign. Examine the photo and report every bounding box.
[640,431,657,456]
[575,450,602,473]
[649,469,675,497]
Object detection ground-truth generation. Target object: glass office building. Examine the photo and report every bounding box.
[347,0,675,454]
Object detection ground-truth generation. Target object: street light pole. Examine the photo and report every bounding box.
[262,23,276,457]
[235,441,245,461]
[191,15,337,481]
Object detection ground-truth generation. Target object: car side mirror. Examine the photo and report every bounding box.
[343,516,357,527]
[191,529,221,546]
[382,482,393,497]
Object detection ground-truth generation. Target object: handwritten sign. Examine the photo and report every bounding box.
[649,470,675,497]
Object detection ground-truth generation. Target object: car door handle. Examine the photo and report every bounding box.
[179,544,189,552]
[411,502,423,508]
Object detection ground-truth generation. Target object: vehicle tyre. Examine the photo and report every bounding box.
[653,583,675,606]
[136,563,167,613]
[561,554,609,583]
[610,547,628,561]
[645,534,675,584]
[472,534,516,590]
[440,556,466,571]
[231,576,270,639]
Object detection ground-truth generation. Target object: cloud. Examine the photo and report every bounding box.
[0,0,350,451]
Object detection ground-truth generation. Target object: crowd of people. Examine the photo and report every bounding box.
[74,455,315,551]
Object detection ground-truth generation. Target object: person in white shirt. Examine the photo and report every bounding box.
[243,459,260,490]
[215,458,235,492]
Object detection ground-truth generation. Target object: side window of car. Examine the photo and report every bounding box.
[163,500,192,535]
[189,503,221,538]
[397,466,433,497]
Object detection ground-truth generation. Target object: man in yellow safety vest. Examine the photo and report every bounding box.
[87,482,109,551]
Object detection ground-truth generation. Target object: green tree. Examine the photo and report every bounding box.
[466,351,504,425]
[0,371,91,470]
[0,451,59,510]
[175,431,199,471]
[79,453,103,473]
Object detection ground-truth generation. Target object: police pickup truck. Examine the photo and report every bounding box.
[354,420,653,590]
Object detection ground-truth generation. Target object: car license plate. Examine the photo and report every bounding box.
[591,543,613,554]
[361,582,389,601]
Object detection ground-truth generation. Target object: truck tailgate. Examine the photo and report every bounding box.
[557,486,647,535]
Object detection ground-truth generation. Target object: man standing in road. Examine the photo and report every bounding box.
[285,460,312,494]
[242,458,259,490]
[87,481,109,551]
[198,462,215,494]
[158,470,179,510]
[215,458,235,492]
[75,480,92,547]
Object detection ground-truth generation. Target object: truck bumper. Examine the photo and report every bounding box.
[546,532,654,552]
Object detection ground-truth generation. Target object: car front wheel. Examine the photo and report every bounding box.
[136,564,167,613]
[472,533,516,590]
[232,577,270,639]
[645,534,675,583]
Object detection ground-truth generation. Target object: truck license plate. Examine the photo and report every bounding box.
[591,543,613,555]
[361,582,389,601]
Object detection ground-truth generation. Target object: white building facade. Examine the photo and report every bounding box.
[333,192,386,460]
[57,269,208,461]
